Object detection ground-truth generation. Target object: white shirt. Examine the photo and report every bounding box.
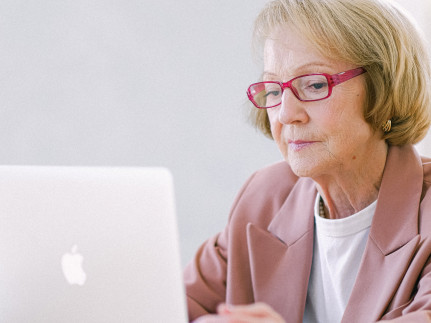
[303,194,377,323]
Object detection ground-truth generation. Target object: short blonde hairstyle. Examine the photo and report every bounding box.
[250,0,431,145]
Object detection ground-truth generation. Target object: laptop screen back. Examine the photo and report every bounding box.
[0,166,187,323]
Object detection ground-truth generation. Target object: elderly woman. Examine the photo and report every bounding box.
[184,0,431,322]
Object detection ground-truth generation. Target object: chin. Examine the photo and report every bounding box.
[287,157,321,178]
[290,167,314,178]
[287,162,312,178]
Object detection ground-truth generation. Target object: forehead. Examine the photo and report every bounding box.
[263,26,345,78]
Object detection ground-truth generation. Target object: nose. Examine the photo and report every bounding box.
[277,88,309,125]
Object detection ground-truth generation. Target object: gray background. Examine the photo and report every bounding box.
[0,0,429,266]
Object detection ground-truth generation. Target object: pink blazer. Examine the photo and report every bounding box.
[184,145,431,322]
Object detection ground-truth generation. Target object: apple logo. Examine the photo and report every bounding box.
[61,244,87,286]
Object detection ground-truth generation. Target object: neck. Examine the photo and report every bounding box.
[315,143,388,219]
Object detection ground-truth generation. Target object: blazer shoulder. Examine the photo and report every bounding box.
[237,161,299,204]
[419,156,431,235]
[420,155,431,198]
[422,156,431,185]
[250,161,298,188]
[227,161,299,229]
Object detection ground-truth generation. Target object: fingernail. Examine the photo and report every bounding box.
[218,303,231,314]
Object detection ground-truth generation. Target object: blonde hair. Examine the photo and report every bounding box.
[250,0,431,145]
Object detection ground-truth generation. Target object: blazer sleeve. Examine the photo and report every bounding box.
[182,171,258,322]
[379,311,431,322]
[378,183,431,322]
[377,259,431,322]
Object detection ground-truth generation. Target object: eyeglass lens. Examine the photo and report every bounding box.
[250,74,330,108]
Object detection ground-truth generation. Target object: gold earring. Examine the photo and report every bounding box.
[382,120,391,132]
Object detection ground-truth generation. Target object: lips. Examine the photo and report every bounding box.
[288,140,317,151]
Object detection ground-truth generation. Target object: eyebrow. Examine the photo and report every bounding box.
[263,62,337,80]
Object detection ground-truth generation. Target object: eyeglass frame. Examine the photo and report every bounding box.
[247,67,367,109]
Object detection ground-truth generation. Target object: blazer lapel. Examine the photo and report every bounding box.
[247,178,316,322]
[342,145,423,322]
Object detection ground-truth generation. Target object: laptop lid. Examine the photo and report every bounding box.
[0,166,187,323]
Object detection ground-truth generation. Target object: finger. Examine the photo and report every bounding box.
[216,303,231,315]
[192,314,229,323]
[218,303,285,321]
[221,302,273,316]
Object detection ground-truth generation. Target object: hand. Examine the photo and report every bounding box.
[193,302,285,323]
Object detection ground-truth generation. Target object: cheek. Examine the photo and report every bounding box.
[267,109,288,157]
[320,96,364,135]
[267,109,282,140]
[323,109,373,157]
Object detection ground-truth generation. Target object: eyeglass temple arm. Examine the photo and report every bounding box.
[330,67,367,86]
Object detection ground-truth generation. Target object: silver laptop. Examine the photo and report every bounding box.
[0,166,188,323]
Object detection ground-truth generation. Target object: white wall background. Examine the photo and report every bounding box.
[0,0,429,266]
[396,0,431,156]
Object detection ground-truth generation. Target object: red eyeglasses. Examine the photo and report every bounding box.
[247,67,366,109]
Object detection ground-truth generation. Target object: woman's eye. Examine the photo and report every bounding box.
[264,90,281,97]
[308,82,327,90]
